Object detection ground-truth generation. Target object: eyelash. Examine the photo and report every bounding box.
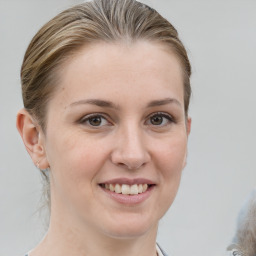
[79,112,174,128]
[79,113,111,127]
[146,112,174,127]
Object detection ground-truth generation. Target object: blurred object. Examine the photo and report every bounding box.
[227,190,256,256]
[226,244,244,256]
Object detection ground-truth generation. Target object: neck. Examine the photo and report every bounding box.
[31,214,159,256]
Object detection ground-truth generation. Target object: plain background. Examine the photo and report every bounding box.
[1,0,255,255]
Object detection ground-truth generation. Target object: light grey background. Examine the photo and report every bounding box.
[1,0,255,255]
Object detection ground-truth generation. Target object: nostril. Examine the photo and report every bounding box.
[116,162,141,170]
[127,165,138,170]
[125,162,144,170]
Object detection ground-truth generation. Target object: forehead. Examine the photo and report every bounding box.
[54,41,184,108]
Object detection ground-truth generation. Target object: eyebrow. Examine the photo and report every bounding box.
[146,98,182,108]
[69,97,182,109]
[69,99,119,109]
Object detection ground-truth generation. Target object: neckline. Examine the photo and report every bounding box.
[26,244,165,256]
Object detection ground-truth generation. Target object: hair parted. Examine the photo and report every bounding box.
[21,0,191,217]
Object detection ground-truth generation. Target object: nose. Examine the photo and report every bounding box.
[110,125,151,170]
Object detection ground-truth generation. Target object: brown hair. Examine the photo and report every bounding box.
[21,0,191,216]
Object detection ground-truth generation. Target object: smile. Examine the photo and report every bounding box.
[100,183,152,195]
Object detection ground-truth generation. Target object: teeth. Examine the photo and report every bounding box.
[130,184,139,195]
[115,184,122,193]
[142,184,148,192]
[103,183,150,195]
[109,184,115,192]
[121,184,130,195]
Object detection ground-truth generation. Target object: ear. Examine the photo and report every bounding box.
[16,108,49,170]
[182,116,192,169]
[186,117,192,136]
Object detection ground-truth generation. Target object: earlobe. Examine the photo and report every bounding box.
[16,109,49,169]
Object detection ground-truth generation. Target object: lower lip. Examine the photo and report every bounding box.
[100,186,155,205]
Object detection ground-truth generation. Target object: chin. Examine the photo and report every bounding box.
[101,214,158,239]
[104,227,153,240]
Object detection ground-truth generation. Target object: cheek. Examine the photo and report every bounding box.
[46,131,109,189]
[153,135,187,212]
[46,132,109,211]
[154,135,187,178]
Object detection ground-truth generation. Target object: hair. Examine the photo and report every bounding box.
[21,0,192,218]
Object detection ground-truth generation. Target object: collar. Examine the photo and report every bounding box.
[156,244,167,256]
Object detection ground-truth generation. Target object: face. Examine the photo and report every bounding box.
[42,41,190,239]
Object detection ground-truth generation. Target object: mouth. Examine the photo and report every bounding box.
[99,183,154,195]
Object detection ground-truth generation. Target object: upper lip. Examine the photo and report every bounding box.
[99,178,155,185]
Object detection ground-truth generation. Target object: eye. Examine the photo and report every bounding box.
[146,112,174,127]
[150,115,164,125]
[80,114,110,127]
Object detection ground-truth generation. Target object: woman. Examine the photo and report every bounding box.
[17,0,191,255]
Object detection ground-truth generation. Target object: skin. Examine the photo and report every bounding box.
[17,41,191,256]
